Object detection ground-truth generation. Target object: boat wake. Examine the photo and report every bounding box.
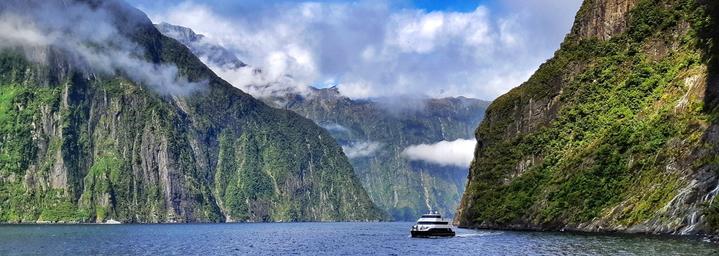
[454,232,501,238]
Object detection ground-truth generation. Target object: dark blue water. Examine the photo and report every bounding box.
[0,222,716,255]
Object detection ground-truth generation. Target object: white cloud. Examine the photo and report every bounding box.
[402,139,476,167]
[146,0,582,101]
[320,123,349,133]
[0,1,202,96]
[342,141,382,159]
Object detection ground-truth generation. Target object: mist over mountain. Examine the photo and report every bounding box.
[155,22,246,70]
[156,23,490,219]
[146,0,582,100]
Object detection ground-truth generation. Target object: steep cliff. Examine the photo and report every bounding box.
[0,0,383,223]
[456,0,719,236]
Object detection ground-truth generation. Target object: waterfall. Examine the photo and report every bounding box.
[680,211,700,235]
[702,181,719,205]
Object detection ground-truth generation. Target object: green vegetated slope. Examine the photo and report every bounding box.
[456,0,719,235]
[0,0,383,223]
[270,89,489,220]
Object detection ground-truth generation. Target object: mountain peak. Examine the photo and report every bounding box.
[154,23,246,70]
[156,22,205,42]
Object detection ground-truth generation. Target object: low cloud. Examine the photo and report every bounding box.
[320,123,350,133]
[145,0,581,100]
[210,65,312,99]
[342,141,381,159]
[402,139,476,167]
[0,0,203,96]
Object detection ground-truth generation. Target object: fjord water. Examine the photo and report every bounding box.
[1,223,716,255]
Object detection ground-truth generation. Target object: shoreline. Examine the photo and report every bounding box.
[456,225,719,244]
[0,219,388,225]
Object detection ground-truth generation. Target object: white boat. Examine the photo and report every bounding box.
[410,211,455,238]
[104,219,122,224]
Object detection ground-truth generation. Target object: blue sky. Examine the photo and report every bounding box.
[128,0,493,13]
[407,0,494,12]
[127,0,582,100]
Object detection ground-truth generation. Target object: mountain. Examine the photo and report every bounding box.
[456,0,719,237]
[155,24,491,220]
[0,0,383,223]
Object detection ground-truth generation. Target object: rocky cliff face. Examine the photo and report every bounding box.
[156,24,491,220]
[573,0,638,40]
[456,0,719,237]
[0,0,383,223]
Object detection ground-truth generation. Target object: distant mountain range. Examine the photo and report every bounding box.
[157,23,490,220]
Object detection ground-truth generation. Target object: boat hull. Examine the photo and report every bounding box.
[411,228,455,238]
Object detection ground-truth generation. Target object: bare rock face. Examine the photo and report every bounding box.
[456,0,719,238]
[572,0,639,40]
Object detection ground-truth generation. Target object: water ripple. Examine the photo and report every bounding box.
[0,222,716,255]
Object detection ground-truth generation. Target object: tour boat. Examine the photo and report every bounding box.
[410,211,455,238]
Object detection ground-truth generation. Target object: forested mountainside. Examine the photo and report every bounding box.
[156,23,490,220]
[0,0,383,224]
[456,0,719,237]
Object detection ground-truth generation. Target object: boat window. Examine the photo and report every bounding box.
[417,221,449,225]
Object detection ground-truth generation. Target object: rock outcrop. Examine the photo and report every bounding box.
[573,0,638,40]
